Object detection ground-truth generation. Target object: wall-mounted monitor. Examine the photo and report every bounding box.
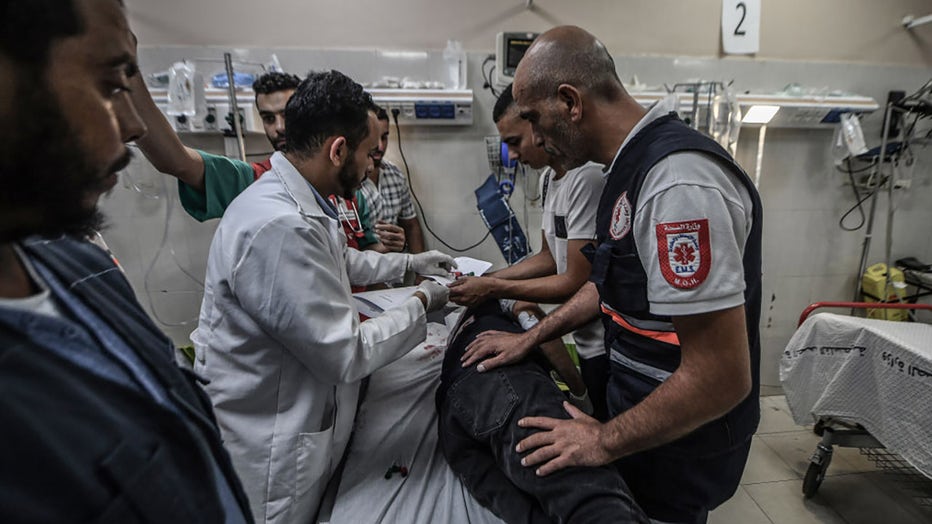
[495,32,539,86]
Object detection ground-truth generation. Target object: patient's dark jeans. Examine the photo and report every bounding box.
[436,302,647,524]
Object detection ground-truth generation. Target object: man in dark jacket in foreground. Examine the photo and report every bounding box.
[0,1,253,522]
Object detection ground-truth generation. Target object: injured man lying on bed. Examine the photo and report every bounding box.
[320,300,646,523]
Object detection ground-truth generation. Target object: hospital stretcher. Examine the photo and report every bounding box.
[780,301,932,504]
[318,319,504,524]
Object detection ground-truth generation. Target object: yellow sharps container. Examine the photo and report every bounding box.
[861,263,909,321]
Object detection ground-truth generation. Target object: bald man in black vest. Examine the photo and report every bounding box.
[461,26,763,524]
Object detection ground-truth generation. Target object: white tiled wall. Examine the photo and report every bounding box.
[737,122,932,386]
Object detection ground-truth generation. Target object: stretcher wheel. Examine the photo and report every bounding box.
[813,419,825,436]
[802,458,829,498]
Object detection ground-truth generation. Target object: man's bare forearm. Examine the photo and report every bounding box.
[129,74,206,191]
[400,217,425,254]
[492,272,584,304]
[491,251,556,280]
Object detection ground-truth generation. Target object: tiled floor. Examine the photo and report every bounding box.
[707,395,932,524]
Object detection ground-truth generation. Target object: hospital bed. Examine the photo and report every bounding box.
[318,318,505,524]
[780,301,932,505]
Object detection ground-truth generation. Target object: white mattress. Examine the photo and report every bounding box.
[781,313,932,478]
[322,321,504,524]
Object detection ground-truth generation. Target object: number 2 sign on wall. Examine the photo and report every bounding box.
[722,0,760,54]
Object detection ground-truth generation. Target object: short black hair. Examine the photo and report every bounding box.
[0,0,84,68]
[492,83,516,123]
[365,100,387,121]
[284,70,373,157]
[252,71,302,95]
[373,105,389,122]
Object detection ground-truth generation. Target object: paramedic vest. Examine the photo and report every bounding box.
[587,112,763,445]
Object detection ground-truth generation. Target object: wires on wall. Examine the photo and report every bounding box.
[480,54,500,98]
[390,110,491,252]
[837,157,880,231]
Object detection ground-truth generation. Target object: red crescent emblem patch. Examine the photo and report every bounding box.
[609,192,632,240]
[656,219,711,289]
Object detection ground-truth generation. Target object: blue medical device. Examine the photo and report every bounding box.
[475,174,528,265]
[211,71,256,89]
[485,136,519,195]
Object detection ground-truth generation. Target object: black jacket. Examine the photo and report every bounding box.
[0,236,253,523]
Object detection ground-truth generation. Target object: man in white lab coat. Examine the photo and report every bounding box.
[194,70,453,524]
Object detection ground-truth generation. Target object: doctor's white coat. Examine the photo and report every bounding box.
[194,152,427,524]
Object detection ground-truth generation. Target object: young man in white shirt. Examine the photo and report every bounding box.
[449,83,609,417]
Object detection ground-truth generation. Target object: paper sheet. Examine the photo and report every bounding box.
[353,257,492,317]
[427,256,494,286]
[352,287,418,317]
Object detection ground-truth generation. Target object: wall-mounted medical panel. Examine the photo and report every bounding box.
[629,90,879,128]
[150,87,474,132]
[370,88,473,126]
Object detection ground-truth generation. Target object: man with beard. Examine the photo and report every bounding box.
[129,72,402,255]
[359,107,425,253]
[462,26,762,523]
[194,70,455,524]
[0,0,253,522]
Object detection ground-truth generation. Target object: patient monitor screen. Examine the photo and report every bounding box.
[506,38,534,71]
[498,32,539,79]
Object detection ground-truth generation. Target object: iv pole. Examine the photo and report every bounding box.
[851,102,903,309]
[223,52,247,163]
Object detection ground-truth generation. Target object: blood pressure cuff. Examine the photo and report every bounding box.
[475,174,528,265]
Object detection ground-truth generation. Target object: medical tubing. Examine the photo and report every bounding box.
[523,163,541,203]
[838,158,871,232]
[878,102,897,308]
[390,111,491,252]
[122,145,164,199]
[480,54,499,97]
[142,174,205,328]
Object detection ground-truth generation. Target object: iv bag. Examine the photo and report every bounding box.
[167,61,196,116]
[268,54,283,73]
[443,40,467,90]
[709,85,742,157]
[831,126,849,165]
[840,113,868,157]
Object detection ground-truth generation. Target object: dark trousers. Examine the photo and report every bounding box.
[437,302,647,524]
[578,353,609,421]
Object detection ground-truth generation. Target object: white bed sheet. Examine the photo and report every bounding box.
[321,321,505,524]
[780,312,932,478]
